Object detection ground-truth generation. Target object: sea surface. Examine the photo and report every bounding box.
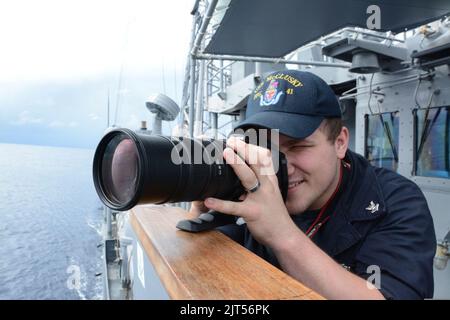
[0,143,104,299]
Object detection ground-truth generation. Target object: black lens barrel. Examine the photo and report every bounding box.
[93,128,287,211]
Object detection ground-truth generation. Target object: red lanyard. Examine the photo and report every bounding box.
[306,164,344,239]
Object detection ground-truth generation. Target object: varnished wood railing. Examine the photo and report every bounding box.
[130,205,324,300]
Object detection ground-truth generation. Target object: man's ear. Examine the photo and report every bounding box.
[335,127,349,159]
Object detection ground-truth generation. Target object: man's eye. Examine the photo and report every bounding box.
[291,145,311,150]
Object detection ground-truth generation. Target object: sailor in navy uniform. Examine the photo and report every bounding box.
[197,70,435,300]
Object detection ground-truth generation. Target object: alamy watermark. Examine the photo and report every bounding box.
[170,128,280,176]
[366,5,381,30]
[366,264,381,290]
[66,264,81,291]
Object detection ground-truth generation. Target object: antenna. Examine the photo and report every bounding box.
[145,93,180,135]
[113,18,133,126]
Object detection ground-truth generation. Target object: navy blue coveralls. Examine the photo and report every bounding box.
[218,150,436,299]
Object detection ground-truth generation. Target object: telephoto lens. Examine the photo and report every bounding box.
[92,128,288,211]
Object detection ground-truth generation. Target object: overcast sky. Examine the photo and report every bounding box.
[0,0,192,82]
[0,0,193,148]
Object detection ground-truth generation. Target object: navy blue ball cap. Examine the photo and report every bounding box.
[235,70,341,139]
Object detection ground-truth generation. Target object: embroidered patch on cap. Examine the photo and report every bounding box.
[260,80,284,106]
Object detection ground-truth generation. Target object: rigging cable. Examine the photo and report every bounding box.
[113,18,133,126]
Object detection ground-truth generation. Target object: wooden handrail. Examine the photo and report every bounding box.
[130,205,324,300]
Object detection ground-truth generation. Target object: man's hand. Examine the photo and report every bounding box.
[203,136,298,247]
[189,200,209,217]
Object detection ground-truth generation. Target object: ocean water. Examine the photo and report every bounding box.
[0,143,104,299]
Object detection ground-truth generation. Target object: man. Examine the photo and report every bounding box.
[191,70,436,300]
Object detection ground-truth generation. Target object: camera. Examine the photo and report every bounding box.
[92,128,288,212]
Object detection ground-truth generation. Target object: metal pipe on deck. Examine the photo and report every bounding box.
[189,0,219,137]
[194,59,205,137]
[191,0,219,57]
[211,112,218,139]
[195,53,351,68]
[105,206,112,240]
[189,56,196,137]
[179,14,198,128]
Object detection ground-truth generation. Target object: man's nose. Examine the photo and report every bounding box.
[286,157,295,176]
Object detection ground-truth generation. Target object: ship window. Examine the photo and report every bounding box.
[414,106,450,179]
[365,112,399,172]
